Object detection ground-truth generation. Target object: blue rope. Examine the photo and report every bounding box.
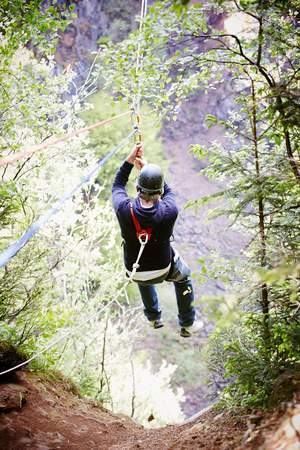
[0,131,134,268]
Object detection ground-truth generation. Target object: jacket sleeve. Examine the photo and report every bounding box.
[161,182,178,221]
[112,161,134,212]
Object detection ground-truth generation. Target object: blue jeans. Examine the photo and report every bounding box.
[137,253,196,327]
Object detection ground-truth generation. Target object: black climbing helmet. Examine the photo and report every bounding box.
[137,164,164,194]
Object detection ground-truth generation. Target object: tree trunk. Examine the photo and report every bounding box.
[250,79,270,346]
[277,96,300,185]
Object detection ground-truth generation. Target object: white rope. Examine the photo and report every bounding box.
[133,0,148,115]
[128,235,148,281]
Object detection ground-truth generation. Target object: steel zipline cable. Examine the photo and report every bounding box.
[0,131,134,268]
[134,0,148,115]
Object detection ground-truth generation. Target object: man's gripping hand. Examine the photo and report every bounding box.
[126,144,145,166]
[134,155,146,171]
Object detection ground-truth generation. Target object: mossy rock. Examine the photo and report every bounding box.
[267,366,300,408]
[0,341,27,376]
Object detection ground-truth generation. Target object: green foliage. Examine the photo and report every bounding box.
[216,318,276,409]
[0,182,21,228]
[0,1,68,57]
[0,38,82,348]
[206,308,300,410]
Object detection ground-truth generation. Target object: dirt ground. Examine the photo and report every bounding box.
[0,371,248,450]
[1,371,300,450]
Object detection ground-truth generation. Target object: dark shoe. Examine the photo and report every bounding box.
[180,319,203,337]
[150,319,164,329]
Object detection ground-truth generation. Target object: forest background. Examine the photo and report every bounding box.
[0,0,299,427]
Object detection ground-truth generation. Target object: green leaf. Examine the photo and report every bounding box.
[205,114,218,128]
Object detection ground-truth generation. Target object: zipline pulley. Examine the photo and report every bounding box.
[131,106,142,146]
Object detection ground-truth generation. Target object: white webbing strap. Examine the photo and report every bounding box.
[128,234,149,282]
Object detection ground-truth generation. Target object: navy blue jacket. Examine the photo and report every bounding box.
[112,161,178,272]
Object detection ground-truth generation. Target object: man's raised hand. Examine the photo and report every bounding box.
[126,144,144,165]
[135,156,147,171]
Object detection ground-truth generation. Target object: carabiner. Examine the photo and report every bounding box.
[138,232,149,245]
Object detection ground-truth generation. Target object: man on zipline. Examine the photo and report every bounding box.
[112,144,203,337]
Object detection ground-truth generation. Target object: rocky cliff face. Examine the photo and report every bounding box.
[54,0,140,81]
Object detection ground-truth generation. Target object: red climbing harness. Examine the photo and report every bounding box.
[129,202,152,243]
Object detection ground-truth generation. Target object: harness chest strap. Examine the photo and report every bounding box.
[128,202,153,279]
[129,202,152,242]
